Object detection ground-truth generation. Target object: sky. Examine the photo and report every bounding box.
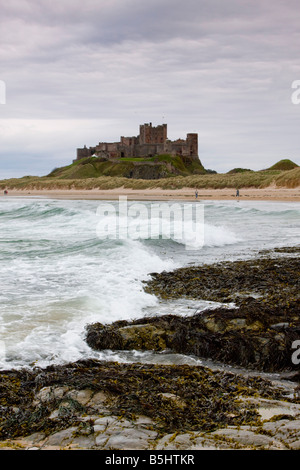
[1,0,300,178]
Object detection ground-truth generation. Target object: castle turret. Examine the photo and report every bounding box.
[139,123,167,145]
[76,145,94,160]
[186,133,198,158]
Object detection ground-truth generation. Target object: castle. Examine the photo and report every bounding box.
[76,123,199,162]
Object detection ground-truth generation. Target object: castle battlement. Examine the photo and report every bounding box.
[76,123,199,162]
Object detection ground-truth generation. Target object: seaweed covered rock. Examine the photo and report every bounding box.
[86,300,300,372]
[0,359,294,444]
[85,323,125,350]
[86,251,300,373]
[144,254,300,305]
[86,322,167,352]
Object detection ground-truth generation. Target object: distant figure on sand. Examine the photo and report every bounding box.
[236,189,240,197]
[195,189,198,199]
[3,190,8,195]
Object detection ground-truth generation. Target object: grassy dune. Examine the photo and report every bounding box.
[0,158,299,191]
[0,167,299,191]
[272,167,300,188]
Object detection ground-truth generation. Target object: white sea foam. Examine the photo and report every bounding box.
[203,223,240,247]
[0,237,175,368]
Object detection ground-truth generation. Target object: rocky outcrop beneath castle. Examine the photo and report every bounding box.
[124,161,177,179]
[55,154,205,180]
[86,251,300,373]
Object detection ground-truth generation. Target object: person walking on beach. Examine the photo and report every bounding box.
[236,189,240,197]
[195,189,198,199]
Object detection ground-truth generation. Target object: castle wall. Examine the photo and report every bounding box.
[120,136,137,146]
[134,143,165,158]
[76,146,95,160]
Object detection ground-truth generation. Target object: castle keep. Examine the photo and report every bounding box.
[76,123,199,161]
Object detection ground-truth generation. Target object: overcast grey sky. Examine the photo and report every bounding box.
[0,0,300,178]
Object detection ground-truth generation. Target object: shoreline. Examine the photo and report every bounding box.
[1,186,300,201]
[0,248,299,450]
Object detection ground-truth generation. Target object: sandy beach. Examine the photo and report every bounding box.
[2,186,300,201]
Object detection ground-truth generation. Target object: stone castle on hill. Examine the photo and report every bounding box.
[76,123,199,162]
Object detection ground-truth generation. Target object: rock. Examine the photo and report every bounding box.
[66,389,93,406]
[240,397,300,421]
[96,426,157,450]
[85,324,124,350]
[92,415,157,450]
[43,427,78,447]
[33,386,69,405]
[155,432,224,450]
[118,324,167,350]
[86,306,300,372]
[271,323,290,330]
[210,427,286,449]
[87,391,109,413]
[160,393,186,409]
[289,440,300,450]
[262,418,300,449]
[227,318,247,330]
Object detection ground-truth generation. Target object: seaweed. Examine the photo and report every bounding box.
[0,360,289,439]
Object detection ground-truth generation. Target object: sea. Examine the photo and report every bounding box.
[0,196,299,371]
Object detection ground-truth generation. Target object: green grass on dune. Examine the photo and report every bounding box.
[267,159,298,171]
[0,157,299,191]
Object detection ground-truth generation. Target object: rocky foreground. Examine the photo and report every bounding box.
[0,360,300,451]
[0,247,299,450]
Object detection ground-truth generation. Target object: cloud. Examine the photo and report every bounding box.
[0,0,300,177]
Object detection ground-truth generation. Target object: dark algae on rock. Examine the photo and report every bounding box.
[86,249,300,372]
[0,360,291,442]
[144,253,300,305]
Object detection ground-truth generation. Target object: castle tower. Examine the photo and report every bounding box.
[186,133,198,158]
[139,123,167,145]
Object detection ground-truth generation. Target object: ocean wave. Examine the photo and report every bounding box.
[205,201,300,217]
[0,201,81,220]
[0,197,298,370]
[95,210,239,249]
